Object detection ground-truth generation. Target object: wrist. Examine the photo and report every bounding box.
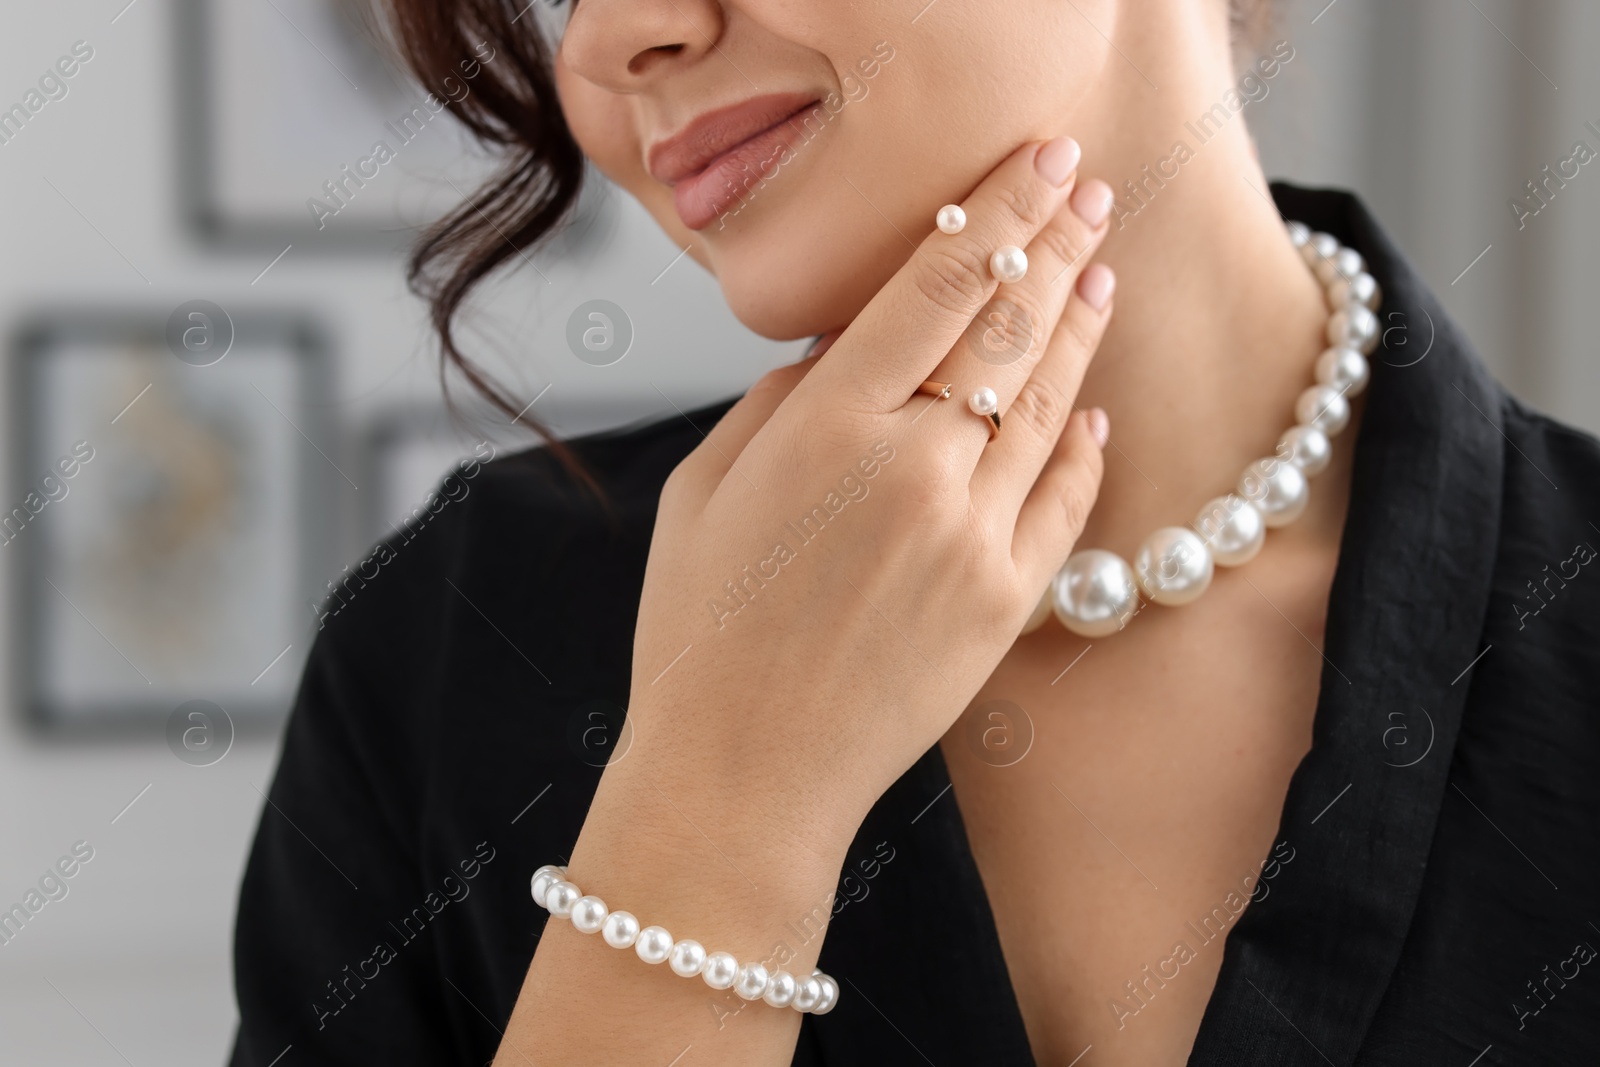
[615,696,876,864]
[562,751,857,976]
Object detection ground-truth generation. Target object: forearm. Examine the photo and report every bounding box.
[494,746,855,1065]
[492,132,1114,1067]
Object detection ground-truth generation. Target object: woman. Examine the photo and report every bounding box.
[230,0,1600,1063]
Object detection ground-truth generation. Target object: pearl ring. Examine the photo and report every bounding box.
[932,206,1028,284]
[989,245,1028,284]
[917,380,1001,441]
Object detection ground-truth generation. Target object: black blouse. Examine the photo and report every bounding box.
[229,185,1600,1066]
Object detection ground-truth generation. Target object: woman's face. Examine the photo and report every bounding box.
[554,0,1117,340]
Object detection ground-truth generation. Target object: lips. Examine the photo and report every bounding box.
[648,92,821,230]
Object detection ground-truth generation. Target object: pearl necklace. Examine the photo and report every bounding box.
[1027,221,1381,639]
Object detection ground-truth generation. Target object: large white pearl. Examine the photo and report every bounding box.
[545,880,581,918]
[570,895,608,934]
[936,204,966,235]
[1302,232,1338,266]
[601,910,640,949]
[968,386,999,417]
[1286,221,1310,247]
[1329,272,1381,311]
[1316,246,1364,285]
[1019,588,1052,635]
[1333,247,1365,281]
[1295,384,1351,436]
[701,952,739,990]
[1134,527,1214,606]
[762,970,798,1008]
[634,925,673,964]
[1328,304,1379,354]
[1193,495,1265,567]
[668,939,706,977]
[1238,457,1309,528]
[734,962,771,1001]
[812,974,840,1015]
[1277,424,1332,477]
[1314,346,1369,397]
[990,245,1028,284]
[530,866,561,908]
[1052,549,1140,638]
[792,975,824,1012]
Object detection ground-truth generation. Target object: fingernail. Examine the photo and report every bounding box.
[1071,179,1115,227]
[1076,263,1116,311]
[1088,407,1110,449]
[806,330,841,358]
[1035,137,1082,187]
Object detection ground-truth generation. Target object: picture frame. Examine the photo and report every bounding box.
[173,0,619,258]
[8,311,335,735]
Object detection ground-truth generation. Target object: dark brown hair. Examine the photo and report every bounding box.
[366,0,592,483]
[1230,0,1280,65]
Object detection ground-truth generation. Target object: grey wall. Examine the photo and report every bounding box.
[0,1,1593,1063]
[1252,0,1600,431]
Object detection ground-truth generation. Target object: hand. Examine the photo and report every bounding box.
[627,136,1115,856]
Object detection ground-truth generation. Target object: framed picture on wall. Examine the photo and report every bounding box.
[173,0,618,256]
[8,312,335,734]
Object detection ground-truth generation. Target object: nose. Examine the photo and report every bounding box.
[560,0,725,92]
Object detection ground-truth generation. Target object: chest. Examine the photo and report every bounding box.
[938,549,1333,1066]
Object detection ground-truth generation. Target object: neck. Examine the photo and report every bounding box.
[1060,23,1339,551]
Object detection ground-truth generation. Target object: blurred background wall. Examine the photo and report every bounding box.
[0,0,1593,1063]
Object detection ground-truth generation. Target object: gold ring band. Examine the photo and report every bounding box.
[916,380,1000,440]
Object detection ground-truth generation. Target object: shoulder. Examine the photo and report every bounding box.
[1496,394,1600,530]
[1505,394,1600,472]
[1478,392,1600,682]
[292,398,736,802]
[435,399,735,558]
[474,398,736,525]
[324,399,734,633]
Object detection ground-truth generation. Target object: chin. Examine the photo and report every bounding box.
[700,190,915,342]
[714,257,867,341]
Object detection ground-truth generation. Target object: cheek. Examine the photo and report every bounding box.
[697,51,1076,337]
[555,61,701,256]
[555,65,636,183]
[547,4,1097,340]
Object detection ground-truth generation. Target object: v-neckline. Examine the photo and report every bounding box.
[806,184,1507,1066]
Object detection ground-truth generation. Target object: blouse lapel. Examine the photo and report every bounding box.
[1187,186,1508,1065]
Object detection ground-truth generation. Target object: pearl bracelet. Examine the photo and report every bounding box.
[531,865,840,1014]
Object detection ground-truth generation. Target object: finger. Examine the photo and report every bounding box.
[670,353,822,503]
[915,178,1114,456]
[802,136,1086,409]
[972,259,1115,516]
[1011,406,1108,591]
